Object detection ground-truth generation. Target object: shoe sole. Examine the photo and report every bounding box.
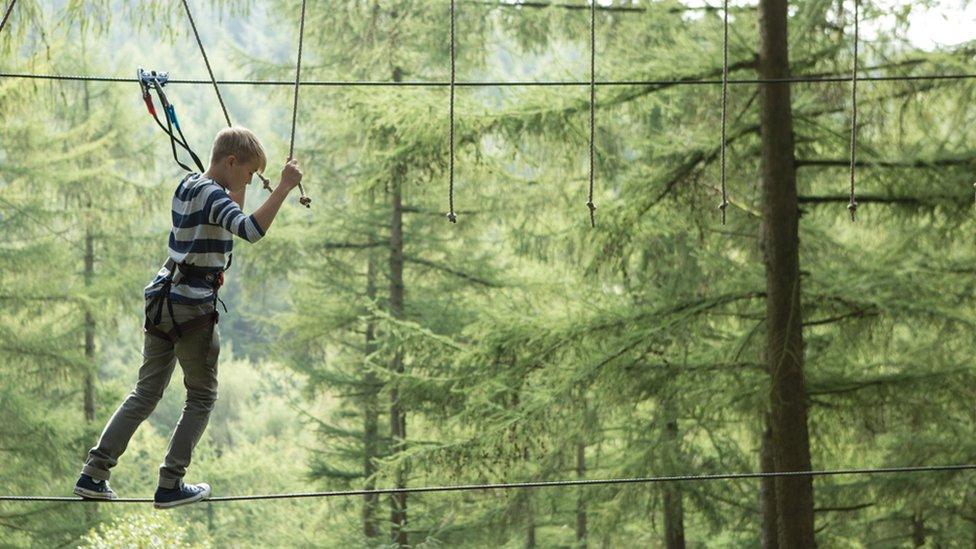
[73,486,118,500]
[153,485,212,509]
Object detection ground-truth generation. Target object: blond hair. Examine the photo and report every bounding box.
[210,127,267,172]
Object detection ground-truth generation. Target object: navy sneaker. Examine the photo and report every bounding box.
[73,474,118,500]
[153,481,212,509]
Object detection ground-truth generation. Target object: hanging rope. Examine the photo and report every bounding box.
[181,0,231,127]
[586,0,596,228]
[847,0,860,221]
[289,0,311,208]
[447,0,458,223]
[718,0,730,225]
[2,463,975,503]
[0,0,15,37]
[180,0,273,193]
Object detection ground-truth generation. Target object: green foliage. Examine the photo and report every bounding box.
[4,0,976,547]
[79,510,213,549]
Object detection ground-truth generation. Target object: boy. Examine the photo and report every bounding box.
[73,127,303,509]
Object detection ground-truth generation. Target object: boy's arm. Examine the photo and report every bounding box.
[250,184,290,234]
[251,161,303,233]
[208,161,302,241]
[228,186,246,209]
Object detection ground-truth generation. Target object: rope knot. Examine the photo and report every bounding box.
[447,211,457,223]
[718,199,729,225]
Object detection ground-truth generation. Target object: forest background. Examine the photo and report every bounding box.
[2,0,976,546]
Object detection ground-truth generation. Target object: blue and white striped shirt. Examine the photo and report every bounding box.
[145,173,265,304]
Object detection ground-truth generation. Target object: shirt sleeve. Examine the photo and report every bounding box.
[205,187,265,243]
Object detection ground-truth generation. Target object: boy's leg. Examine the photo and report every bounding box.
[81,329,177,481]
[158,303,220,489]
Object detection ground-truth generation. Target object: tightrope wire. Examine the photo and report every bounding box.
[2,464,975,503]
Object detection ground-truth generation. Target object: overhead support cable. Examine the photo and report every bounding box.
[3,72,974,86]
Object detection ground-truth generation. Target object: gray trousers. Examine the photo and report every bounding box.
[82,299,220,489]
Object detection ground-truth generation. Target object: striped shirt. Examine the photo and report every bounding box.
[145,173,265,304]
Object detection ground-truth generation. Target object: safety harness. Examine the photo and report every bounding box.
[137,68,230,343]
[144,257,230,343]
[138,68,249,342]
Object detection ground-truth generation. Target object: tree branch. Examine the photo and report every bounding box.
[814,502,876,513]
[321,241,387,250]
[797,157,976,169]
[468,0,756,13]
[803,307,879,327]
[471,0,646,12]
[797,193,972,210]
[403,256,502,287]
[401,206,496,217]
[0,295,74,302]
[797,195,925,206]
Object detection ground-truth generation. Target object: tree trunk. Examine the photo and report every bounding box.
[576,439,587,548]
[912,512,925,547]
[363,250,380,539]
[760,416,779,549]
[81,67,98,527]
[82,74,96,424]
[663,418,686,549]
[388,90,408,545]
[83,227,95,422]
[757,0,815,544]
[516,391,536,548]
